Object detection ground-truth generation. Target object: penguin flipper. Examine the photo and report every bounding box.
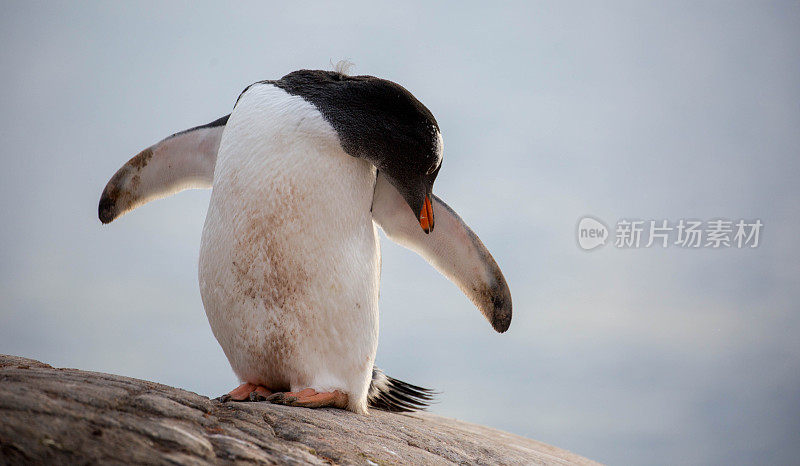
[371,173,512,333]
[98,115,229,224]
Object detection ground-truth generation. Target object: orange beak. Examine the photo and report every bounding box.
[419,195,434,234]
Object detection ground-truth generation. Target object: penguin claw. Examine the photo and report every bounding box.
[265,393,297,405]
[218,383,272,402]
[249,392,267,402]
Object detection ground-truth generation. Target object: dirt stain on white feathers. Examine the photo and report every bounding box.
[99,147,154,223]
[228,181,311,392]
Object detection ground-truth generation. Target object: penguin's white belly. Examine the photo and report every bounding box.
[198,84,379,412]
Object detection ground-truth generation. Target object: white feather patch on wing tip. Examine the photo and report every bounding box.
[332,59,355,75]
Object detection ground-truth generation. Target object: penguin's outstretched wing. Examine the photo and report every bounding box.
[371,173,512,333]
[98,115,229,224]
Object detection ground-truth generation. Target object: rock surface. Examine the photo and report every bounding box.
[0,355,599,465]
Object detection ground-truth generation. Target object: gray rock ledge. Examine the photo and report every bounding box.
[0,354,599,465]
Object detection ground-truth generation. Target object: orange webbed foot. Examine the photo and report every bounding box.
[266,388,348,409]
[216,383,273,402]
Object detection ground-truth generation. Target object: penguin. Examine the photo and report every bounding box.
[99,68,512,414]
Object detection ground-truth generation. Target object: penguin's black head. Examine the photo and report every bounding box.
[270,69,443,233]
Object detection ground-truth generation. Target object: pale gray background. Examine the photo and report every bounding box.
[2,2,799,464]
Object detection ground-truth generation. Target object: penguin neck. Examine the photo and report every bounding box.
[215,83,345,186]
[210,82,377,224]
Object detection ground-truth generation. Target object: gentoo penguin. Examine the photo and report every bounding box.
[99,68,512,413]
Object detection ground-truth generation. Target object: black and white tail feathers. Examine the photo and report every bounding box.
[367,367,435,412]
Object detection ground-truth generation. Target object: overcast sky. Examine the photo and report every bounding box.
[1,2,799,464]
